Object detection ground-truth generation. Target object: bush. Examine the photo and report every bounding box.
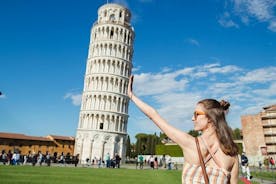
[155,144,183,157]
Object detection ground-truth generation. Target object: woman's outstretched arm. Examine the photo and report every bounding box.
[127,75,193,149]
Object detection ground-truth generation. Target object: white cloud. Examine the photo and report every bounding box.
[134,72,188,96]
[203,63,221,69]
[154,92,201,128]
[238,67,276,83]
[193,71,208,78]
[233,0,275,21]
[132,65,141,72]
[208,65,242,74]
[130,63,276,133]
[218,12,239,28]
[240,15,250,24]
[242,106,260,114]
[69,62,275,135]
[253,82,276,96]
[230,0,276,32]
[161,67,172,73]
[174,67,195,76]
[186,38,200,47]
[64,92,82,106]
[268,20,276,31]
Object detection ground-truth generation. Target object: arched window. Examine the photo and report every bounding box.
[110,29,114,39]
[110,14,115,22]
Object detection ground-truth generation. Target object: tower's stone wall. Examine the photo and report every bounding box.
[74,3,134,163]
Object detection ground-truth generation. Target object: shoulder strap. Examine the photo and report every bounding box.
[200,137,223,168]
[195,137,209,184]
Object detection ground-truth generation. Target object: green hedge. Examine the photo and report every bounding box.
[155,144,183,157]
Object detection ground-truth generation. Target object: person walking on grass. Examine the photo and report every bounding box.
[127,75,239,184]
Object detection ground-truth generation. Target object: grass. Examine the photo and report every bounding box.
[0,165,181,184]
[0,165,264,184]
[251,170,276,181]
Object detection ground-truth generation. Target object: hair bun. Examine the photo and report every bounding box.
[220,100,230,111]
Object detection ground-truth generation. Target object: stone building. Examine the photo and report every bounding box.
[0,132,74,156]
[74,3,134,163]
[241,104,276,165]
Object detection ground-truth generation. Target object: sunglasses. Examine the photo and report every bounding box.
[193,111,206,120]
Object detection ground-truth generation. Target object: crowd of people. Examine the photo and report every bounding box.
[0,150,79,167]
[85,153,121,169]
[0,149,124,169]
[135,154,176,170]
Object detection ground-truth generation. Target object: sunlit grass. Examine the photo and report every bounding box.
[0,165,266,184]
[0,165,181,184]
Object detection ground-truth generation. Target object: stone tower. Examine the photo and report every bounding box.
[74,3,134,163]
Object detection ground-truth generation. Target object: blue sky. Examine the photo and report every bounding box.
[1,0,276,143]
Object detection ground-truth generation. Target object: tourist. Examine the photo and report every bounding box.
[149,155,154,169]
[37,151,43,166]
[97,157,102,168]
[167,157,172,170]
[1,150,7,165]
[74,154,79,167]
[269,157,275,169]
[138,154,144,169]
[154,156,158,169]
[105,153,111,168]
[161,154,166,168]
[115,153,121,168]
[241,152,252,180]
[127,75,239,183]
[45,152,51,166]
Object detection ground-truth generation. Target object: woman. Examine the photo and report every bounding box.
[128,75,239,184]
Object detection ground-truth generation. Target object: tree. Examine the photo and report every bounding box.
[135,133,147,154]
[159,132,168,141]
[126,135,131,157]
[135,133,158,155]
[232,128,242,140]
[188,130,199,137]
[130,143,136,158]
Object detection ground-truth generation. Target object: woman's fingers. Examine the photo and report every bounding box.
[130,75,134,92]
[128,75,134,97]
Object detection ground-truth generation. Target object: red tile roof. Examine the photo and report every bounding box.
[0,132,52,142]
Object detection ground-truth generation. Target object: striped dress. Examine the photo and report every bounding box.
[182,137,231,184]
[182,162,230,184]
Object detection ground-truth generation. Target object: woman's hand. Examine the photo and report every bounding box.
[127,75,134,99]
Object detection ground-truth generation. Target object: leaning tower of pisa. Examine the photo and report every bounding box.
[74,3,134,163]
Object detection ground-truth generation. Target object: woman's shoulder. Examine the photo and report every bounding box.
[220,151,238,171]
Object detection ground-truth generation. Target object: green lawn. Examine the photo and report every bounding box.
[251,170,276,181]
[0,165,262,184]
[0,165,181,184]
